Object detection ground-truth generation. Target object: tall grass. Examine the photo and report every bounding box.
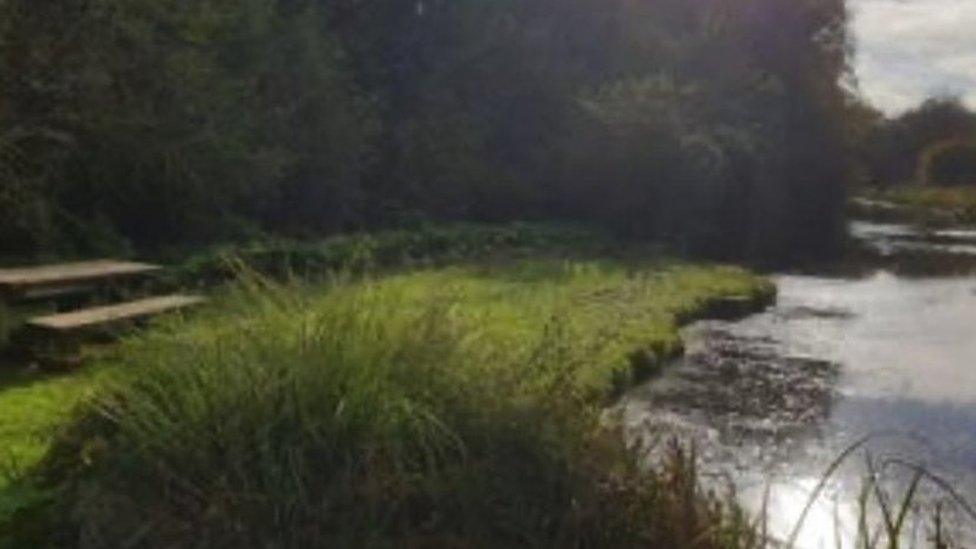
[11,260,771,547]
[781,436,976,549]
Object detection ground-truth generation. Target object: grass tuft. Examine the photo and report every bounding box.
[4,259,771,547]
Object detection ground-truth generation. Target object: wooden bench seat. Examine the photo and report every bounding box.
[0,260,161,300]
[27,294,205,333]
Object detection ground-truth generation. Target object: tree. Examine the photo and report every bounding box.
[922,140,976,186]
[1,0,857,264]
[863,97,976,186]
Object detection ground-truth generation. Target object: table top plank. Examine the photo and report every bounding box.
[27,294,205,332]
[0,260,161,291]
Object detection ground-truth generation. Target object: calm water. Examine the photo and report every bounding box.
[617,221,976,547]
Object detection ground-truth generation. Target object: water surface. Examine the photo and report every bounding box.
[618,221,976,547]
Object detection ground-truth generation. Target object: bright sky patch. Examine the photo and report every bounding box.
[852,0,976,115]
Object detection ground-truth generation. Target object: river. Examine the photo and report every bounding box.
[616,220,976,547]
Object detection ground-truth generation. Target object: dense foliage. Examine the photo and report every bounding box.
[859,98,976,187]
[923,141,976,187]
[1,0,853,263]
[160,222,605,289]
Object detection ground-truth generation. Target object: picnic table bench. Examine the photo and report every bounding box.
[0,259,161,301]
[27,295,205,334]
[0,259,205,366]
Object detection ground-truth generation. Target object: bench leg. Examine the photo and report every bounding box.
[26,330,84,369]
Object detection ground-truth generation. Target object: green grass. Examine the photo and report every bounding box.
[0,366,105,528]
[0,258,772,547]
[0,371,97,475]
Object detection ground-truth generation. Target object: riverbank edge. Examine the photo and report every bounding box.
[850,187,976,227]
[611,284,777,403]
[1,233,776,546]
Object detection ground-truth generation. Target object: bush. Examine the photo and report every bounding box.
[161,223,606,289]
[923,141,976,187]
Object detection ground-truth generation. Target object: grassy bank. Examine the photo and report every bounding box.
[1,256,772,547]
[853,186,976,226]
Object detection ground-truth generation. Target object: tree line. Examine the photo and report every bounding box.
[856,97,976,188]
[0,0,855,263]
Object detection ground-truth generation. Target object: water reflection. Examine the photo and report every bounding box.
[777,273,976,405]
[737,478,861,549]
[852,220,976,257]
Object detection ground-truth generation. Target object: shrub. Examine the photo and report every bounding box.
[161,223,606,289]
[923,141,976,187]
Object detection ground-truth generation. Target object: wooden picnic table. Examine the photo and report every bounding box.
[0,258,205,367]
[0,259,161,300]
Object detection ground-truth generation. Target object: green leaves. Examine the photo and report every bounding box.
[1,0,853,263]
